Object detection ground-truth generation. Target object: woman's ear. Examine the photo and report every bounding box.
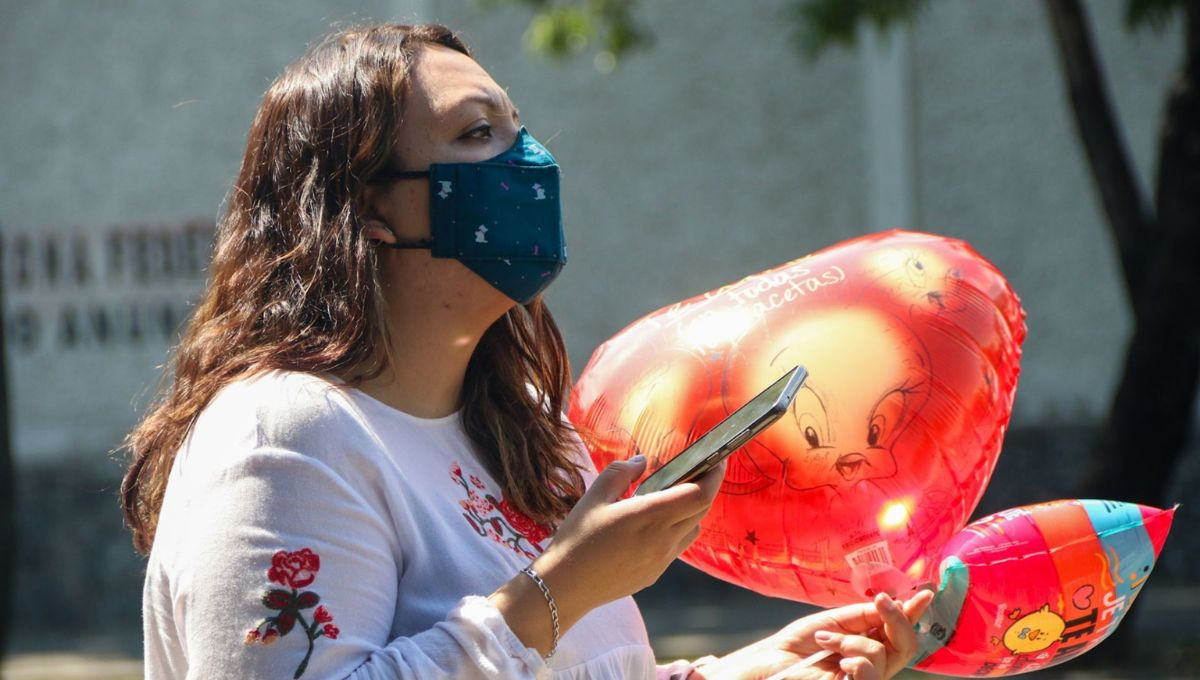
[358,185,399,246]
[362,218,399,246]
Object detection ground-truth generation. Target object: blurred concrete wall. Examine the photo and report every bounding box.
[1,0,431,460]
[436,0,1179,427]
[1,0,1193,649]
[0,0,1183,463]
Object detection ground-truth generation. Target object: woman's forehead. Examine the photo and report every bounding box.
[410,45,513,118]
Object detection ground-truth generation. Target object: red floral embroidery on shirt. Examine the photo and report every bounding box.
[498,499,552,544]
[450,462,552,559]
[268,547,319,588]
[246,548,337,679]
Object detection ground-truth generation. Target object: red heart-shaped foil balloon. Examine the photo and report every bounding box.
[569,231,1027,606]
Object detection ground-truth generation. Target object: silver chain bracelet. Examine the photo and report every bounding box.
[519,566,560,658]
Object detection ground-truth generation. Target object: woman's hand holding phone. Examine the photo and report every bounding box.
[492,367,803,655]
[489,455,726,656]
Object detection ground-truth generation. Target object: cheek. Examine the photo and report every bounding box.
[429,258,513,307]
[385,184,432,239]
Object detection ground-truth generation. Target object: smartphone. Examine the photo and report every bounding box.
[633,365,807,496]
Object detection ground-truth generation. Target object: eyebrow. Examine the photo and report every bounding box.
[458,89,518,117]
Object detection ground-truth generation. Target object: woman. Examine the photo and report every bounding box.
[122,23,931,679]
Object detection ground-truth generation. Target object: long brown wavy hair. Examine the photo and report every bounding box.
[121,23,584,555]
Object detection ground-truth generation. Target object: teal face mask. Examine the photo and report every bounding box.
[378,127,567,305]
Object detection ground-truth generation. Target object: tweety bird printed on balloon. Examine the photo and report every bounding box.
[569,231,1027,606]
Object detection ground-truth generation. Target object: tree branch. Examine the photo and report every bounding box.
[1083,0,1200,504]
[1149,1,1200,324]
[0,222,10,662]
[1043,0,1156,308]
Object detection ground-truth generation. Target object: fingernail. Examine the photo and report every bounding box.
[629,455,645,464]
[814,630,834,642]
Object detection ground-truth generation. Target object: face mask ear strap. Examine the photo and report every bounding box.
[376,170,431,181]
[383,239,433,250]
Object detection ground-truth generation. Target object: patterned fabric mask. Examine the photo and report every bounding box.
[378,127,567,305]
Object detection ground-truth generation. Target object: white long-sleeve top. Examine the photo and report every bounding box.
[143,370,700,679]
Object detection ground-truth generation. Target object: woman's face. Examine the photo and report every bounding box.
[365,45,524,318]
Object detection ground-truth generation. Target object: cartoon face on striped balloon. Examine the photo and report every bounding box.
[913,499,1175,676]
[569,230,1027,605]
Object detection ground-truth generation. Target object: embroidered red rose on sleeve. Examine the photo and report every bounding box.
[246,548,337,679]
[268,547,320,589]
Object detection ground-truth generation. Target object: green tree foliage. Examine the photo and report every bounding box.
[491,0,1183,67]
[787,0,925,58]
[479,0,650,70]
[1124,0,1185,31]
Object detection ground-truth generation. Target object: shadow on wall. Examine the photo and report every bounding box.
[11,455,143,657]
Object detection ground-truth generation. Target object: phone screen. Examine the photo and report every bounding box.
[635,365,806,495]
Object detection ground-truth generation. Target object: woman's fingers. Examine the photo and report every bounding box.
[901,589,935,622]
[876,590,934,676]
[635,458,727,522]
[692,459,727,499]
[813,632,886,673]
[671,522,702,556]
[838,656,882,680]
[580,456,646,507]
[875,594,915,670]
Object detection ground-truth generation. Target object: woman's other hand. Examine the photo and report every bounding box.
[693,589,934,680]
[490,455,726,655]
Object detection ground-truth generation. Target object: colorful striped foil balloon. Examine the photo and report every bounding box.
[912,499,1175,676]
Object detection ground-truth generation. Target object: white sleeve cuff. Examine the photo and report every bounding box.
[453,596,551,679]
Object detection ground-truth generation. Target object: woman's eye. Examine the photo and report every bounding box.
[463,124,492,140]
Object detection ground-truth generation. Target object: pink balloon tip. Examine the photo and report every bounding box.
[1140,504,1176,557]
